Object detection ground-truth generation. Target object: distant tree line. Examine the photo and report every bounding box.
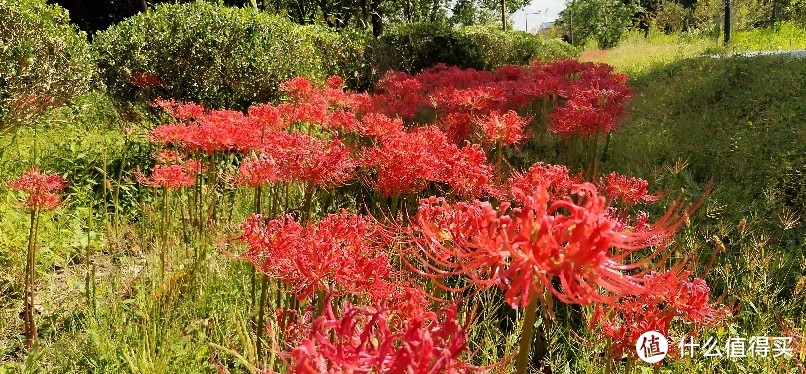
[48,0,534,38]
[555,0,806,48]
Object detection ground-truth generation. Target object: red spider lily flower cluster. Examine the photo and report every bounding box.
[150,77,367,155]
[599,172,661,205]
[508,162,581,201]
[144,62,628,202]
[477,110,529,146]
[235,133,356,188]
[408,181,693,307]
[361,126,494,198]
[8,168,68,212]
[548,71,631,137]
[370,61,630,141]
[591,269,730,358]
[284,297,476,374]
[239,211,393,300]
[135,162,198,189]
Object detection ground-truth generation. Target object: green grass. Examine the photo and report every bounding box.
[598,55,806,372]
[580,32,714,75]
[581,23,806,77]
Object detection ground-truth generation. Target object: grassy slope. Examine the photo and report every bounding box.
[581,23,806,76]
[609,56,806,212]
[598,55,806,372]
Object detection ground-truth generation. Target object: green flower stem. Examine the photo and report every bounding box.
[515,294,540,374]
[24,209,38,349]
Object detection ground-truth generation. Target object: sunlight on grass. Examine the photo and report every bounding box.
[579,32,716,75]
[581,23,806,76]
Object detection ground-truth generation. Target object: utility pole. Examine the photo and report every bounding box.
[724,0,731,45]
[570,0,575,45]
[502,0,507,30]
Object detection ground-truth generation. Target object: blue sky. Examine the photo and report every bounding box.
[511,0,566,31]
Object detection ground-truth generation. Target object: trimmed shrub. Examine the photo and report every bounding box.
[311,27,373,91]
[370,23,579,79]
[370,22,484,76]
[0,0,94,133]
[93,2,358,110]
[463,26,580,70]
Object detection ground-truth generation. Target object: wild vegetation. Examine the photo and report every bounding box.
[1,0,805,373]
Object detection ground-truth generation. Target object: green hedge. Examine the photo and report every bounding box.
[93,4,578,109]
[370,23,579,77]
[462,26,580,70]
[93,2,364,110]
[370,22,485,75]
[311,27,373,91]
[0,0,94,133]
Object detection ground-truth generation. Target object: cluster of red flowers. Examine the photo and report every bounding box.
[599,171,661,205]
[361,126,494,197]
[281,298,474,373]
[508,162,580,201]
[135,163,197,189]
[9,168,68,211]
[592,269,730,358]
[239,211,394,301]
[477,110,529,146]
[548,65,631,137]
[129,65,725,372]
[143,59,628,198]
[370,61,630,141]
[409,176,690,307]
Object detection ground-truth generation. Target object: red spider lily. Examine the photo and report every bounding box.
[280,136,355,188]
[362,126,496,198]
[150,110,253,153]
[591,269,730,359]
[286,297,477,374]
[362,126,452,197]
[508,162,581,201]
[408,182,694,307]
[548,99,603,137]
[152,100,288,153]
[237,153,282,187]
[9,168,67,212]
[153,98,206,122]
[239,211,393,301]
[281,77,316,101]
[642,270,730,327]
[357,113,404,138]
[549,70,631,137]
[600,172,661,205]
[135,163,196,189]
[325,110,360,133]
[247,103,284,132]
[368,61,628,138]
[279,76,366,119]
[276,284,432,350]
[278,102,329,127]
[593,297,675,359]
[326,76,343,89]
[606,208,651,234]
[439,112,473,145]
[228,131,356,187]
[444,142,496,198]
[477,110,529,146]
